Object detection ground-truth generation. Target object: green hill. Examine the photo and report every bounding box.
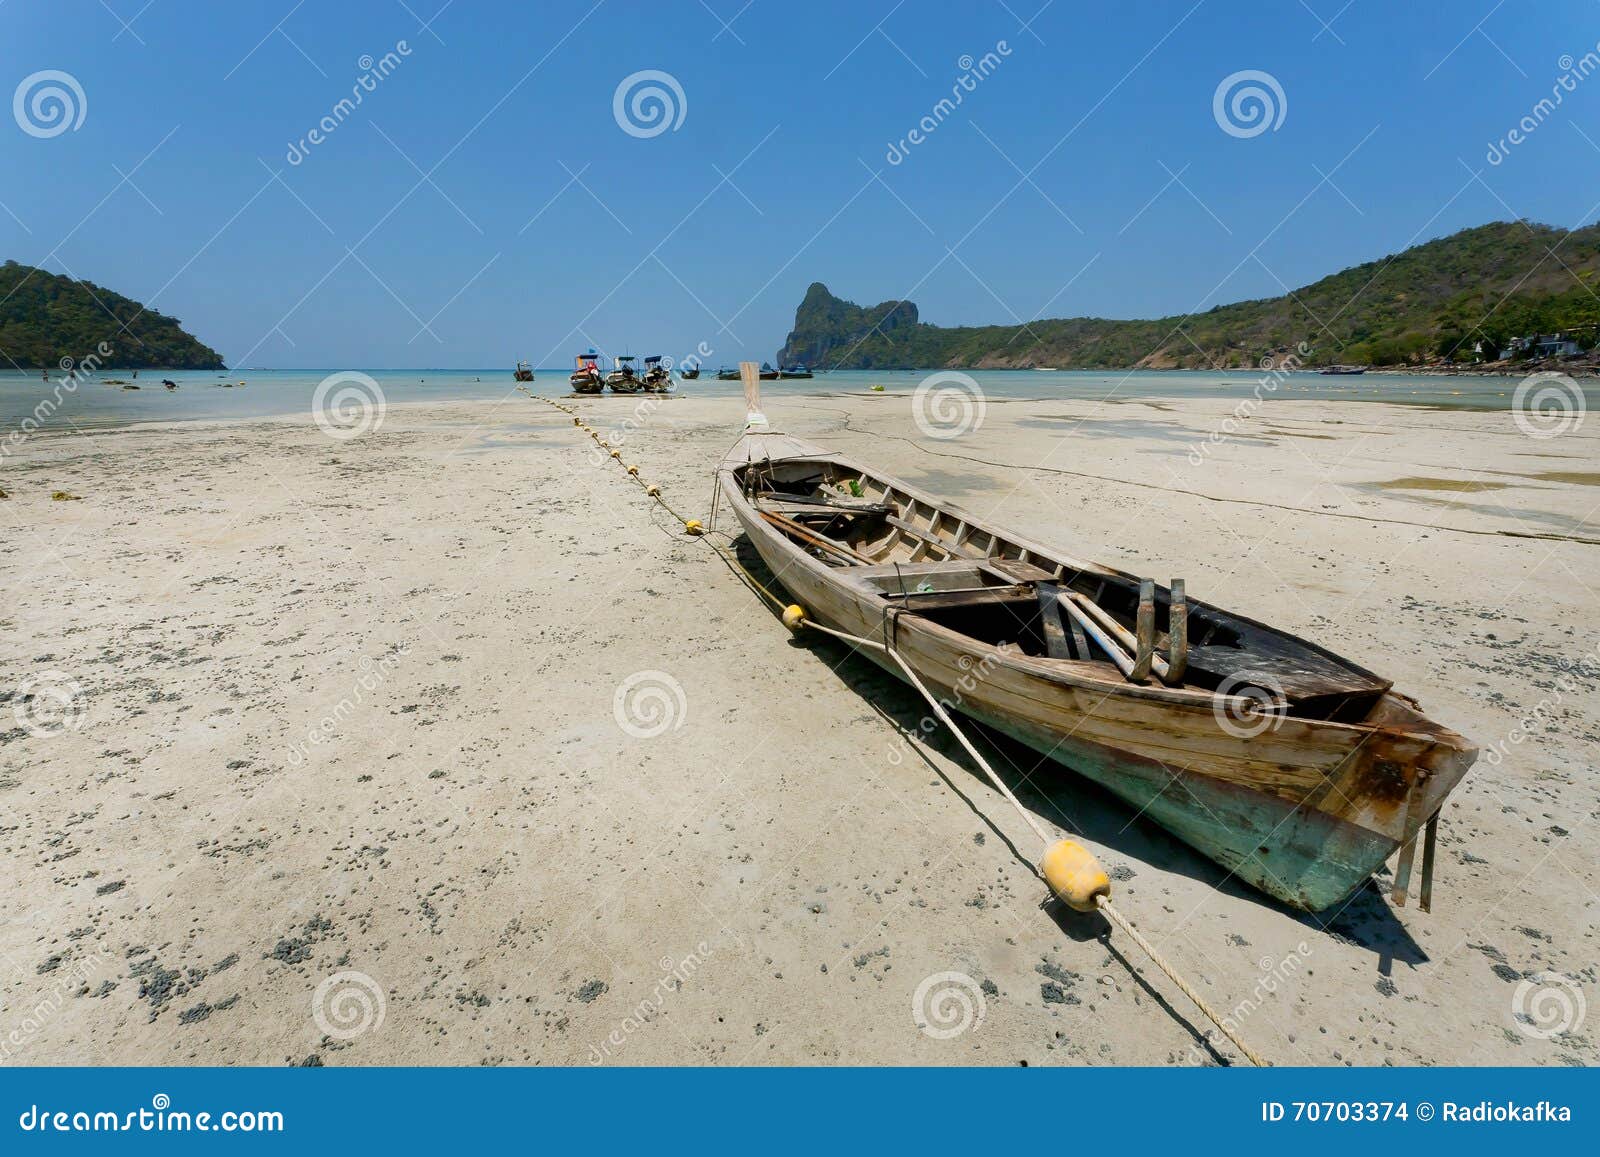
[0,260,226,369]
[778,221,1600,370]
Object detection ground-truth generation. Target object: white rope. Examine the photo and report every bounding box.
[800,615,1268,1067]
[522,389,1267,1066]
[801,619,1052,847]
[1095,895,1267,1066]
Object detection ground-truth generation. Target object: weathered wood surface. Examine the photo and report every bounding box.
[716,432,1477,912]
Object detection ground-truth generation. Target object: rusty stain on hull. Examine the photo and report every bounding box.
[717,430,1479,911]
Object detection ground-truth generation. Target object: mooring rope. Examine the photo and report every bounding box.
[801,618,1267,1067]
[518,388,1268,1067]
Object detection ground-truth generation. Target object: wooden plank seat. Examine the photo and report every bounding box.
[876,584,1036,612]
[756,499,891,518]
[756,491,891,514]
[983,557,1061,583]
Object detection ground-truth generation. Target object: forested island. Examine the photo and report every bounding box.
[0,261,226,370]
[778,221,1600,371]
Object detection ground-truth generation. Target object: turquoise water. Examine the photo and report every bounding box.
[0,366,1571,435]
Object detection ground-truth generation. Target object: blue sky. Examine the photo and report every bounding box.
[3,0,1596,368]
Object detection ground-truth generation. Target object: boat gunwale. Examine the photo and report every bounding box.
[717,441,1474,755]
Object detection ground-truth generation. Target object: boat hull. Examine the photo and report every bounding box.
[716,434,1476,912]
[941,691,1403,911]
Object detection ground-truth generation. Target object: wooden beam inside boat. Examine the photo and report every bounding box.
[758,510,873,564]
[884,513,977,559]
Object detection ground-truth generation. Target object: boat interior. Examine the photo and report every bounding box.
[733,454,1395,725]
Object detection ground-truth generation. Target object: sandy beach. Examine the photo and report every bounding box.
[3,387,1596,1067]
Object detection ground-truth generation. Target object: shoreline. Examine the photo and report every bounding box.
[1,367,1585,442]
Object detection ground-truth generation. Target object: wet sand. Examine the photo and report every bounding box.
[2,388,1597,1066]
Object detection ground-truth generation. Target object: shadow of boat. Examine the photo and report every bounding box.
[726,532,1429,974]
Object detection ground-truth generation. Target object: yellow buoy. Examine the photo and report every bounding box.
[646,485,661,497]
[1040,838,1111,912]
[610,449,621,459]
[573,417,581,426]
[781,604,806,631]
[684,519,704,536]
[626,466,639,475]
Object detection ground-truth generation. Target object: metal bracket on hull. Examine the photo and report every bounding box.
[1390,769,1434,908]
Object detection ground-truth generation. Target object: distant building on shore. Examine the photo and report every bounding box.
[1534,334,1582,357]
[1497,333,1582,359]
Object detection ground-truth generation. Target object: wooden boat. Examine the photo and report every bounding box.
[717,427,1476,913]
[758,361,779,381]
[606,355,642,393]
[716,367,741,381]
[680,366,701,381]
[570,353,604,394]
[640,355,671,392]
[778,365,814,379]
[1319,364,1367,375]
[514,361,535,382]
